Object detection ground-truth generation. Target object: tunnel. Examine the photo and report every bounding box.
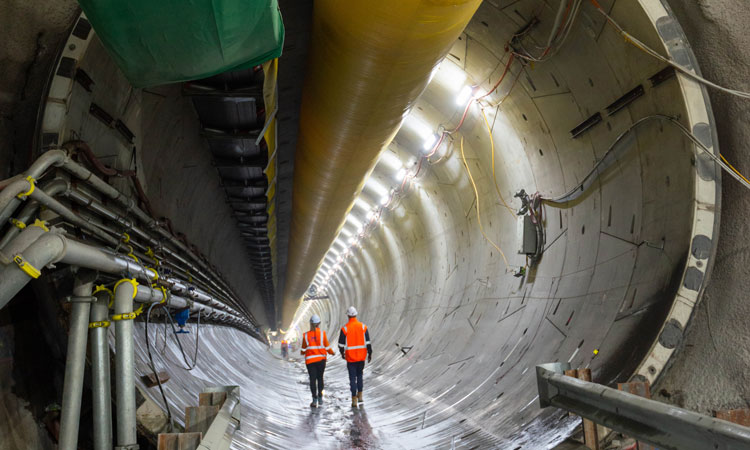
[1,0,748,449]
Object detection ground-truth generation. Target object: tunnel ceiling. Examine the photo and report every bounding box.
[288,0,720,447]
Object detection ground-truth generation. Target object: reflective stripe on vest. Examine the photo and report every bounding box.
[341,319,368,362]
[304,329,328,364]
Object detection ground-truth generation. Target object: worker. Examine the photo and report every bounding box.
[281,339,288,359]
[338,306,372,407]
[300,314,335,407]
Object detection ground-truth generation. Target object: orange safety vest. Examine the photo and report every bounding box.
[303,329,329,365]
[341,318,368,363]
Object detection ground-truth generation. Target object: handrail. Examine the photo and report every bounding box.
[536,363,750,450]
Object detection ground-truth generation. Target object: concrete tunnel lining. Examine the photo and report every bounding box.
[16,0,721,448]
[287,0,719,446]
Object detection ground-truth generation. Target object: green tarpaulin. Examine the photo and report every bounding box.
[78,0,284,87]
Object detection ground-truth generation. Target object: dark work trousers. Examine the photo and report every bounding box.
[306,360,326,398]
[347,361,365,396]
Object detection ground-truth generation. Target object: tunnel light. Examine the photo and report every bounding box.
[422,133,438,151]
[365,178,388,198]
[396,167,408,180]
[333,240,347,250]
[366,210,376,221]
[408,116,438,152]
[347,215,363,228]
[378,151,404,171]
[340,228,353,238]
[436,60,466,90]
[380,193,390,205]
[354,197,371,211]
[348,237,356,245]
[456,84,475,106]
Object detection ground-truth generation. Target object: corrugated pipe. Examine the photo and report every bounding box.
[281,0,482,326]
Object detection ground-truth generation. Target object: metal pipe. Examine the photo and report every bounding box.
[0,232,66,309]
[0,178,69,250]
[59,273,94,450]
[0,177,34,227]
[113,279,138,449]
[536,363,750,450]
[90,289,113,450]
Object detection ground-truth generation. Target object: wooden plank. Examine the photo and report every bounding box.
[198,391,227,407]
[142,371,170,388]
[185,405,220,435]
[576,369,599,450]
[157,432,202,450]
[714,409,750,427]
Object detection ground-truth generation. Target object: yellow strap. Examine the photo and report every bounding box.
[93,285,114,308]
[111,312,137,321]
[113,278,139,299]
[16,176,36,199]
[10,218,26,229]
[31,219,49,232]
[187,270,193,283]
[146,267,158,281]
[13,255,41,278]
[121,232,130,243]
[152,284,168,304]
[88,320,110,328]
[134,303,145,316]
[145,246,154,257]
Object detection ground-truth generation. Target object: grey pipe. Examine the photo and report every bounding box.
[113,280,138,449]
[0,232,66,310]
[0,178,69,250]
[90,290,113,450]
[0,177,34,228]
[59,273,94,450]
[0,150,67,225]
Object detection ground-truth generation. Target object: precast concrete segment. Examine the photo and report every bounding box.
[281,0,483,326]
[289,0,719,447]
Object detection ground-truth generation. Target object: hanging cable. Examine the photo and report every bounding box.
[481,108,517,218]
[145,302,174,432]
[543,114,750,205]
[459,137,511,270]
[589,0,750,100]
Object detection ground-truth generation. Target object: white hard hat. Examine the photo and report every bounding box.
[346,306,358,316]
[309,314,321,324]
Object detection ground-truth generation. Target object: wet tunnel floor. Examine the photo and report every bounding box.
[130,324,519,449]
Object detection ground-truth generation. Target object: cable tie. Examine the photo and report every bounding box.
[88,320,110,328]
[13,255,41,279]
[10,218,26,230]
[16,176,36,199]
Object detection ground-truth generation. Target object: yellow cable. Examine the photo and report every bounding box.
[481,108,516,218]
[720,154,750,185]
[459,137,511,270]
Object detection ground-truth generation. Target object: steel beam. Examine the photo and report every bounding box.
[536,363,750,450]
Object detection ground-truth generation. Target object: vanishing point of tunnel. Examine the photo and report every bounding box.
[2,0,750,449]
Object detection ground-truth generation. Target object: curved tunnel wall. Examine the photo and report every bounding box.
[293,0,719,446]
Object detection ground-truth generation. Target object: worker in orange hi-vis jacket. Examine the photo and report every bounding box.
[300,314,335,408]
[338,306,372,407]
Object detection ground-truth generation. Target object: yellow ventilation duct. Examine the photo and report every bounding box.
[281,0,482,326]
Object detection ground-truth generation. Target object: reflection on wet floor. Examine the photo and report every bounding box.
[130,324,573,449]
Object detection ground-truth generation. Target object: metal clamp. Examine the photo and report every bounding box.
[65,295,96,303]
[16,176,36,199]
[111,312,137,321]
[10,218,26,229]
[13,255,41,279]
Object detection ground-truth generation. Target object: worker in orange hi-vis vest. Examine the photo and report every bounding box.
[300,314,335,408]
[338,306,373,407]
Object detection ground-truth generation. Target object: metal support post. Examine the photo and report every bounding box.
[114,279,139,450]
[91,288,113,450]
[536,363,750,450]
[59,273,94,450]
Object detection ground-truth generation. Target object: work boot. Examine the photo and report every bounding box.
[351,396,358,407]
[357,391,364,404]
[317,395,324,405]
[310,397,318,408]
